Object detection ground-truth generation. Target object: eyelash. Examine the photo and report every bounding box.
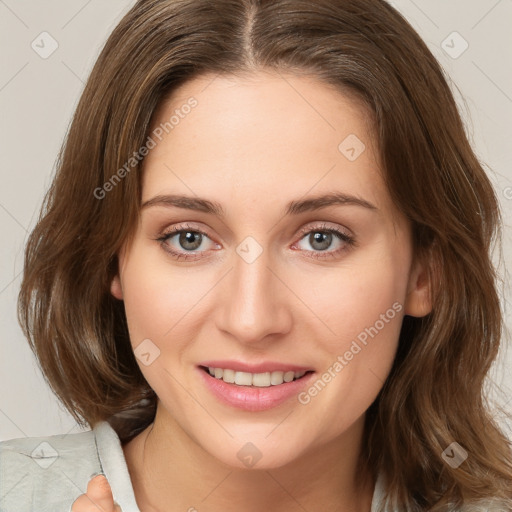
[155,222,356,261]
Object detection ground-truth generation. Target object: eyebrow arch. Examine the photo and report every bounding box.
[141,192,377,217]
[286,192,377,215]
[141,195,224,215]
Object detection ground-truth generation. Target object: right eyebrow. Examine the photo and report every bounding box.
[141,195,224,216]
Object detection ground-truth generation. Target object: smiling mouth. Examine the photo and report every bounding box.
[199,365,315,387]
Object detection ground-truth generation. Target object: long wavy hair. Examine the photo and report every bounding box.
[17,0,512,509]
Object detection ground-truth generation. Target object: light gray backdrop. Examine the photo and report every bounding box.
[1,0,511,441]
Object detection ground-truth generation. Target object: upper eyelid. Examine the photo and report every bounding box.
[296,222,352,236]
[160,221,353,246]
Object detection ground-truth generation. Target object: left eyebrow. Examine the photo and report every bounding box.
[284,192,377,215]
[140,192,377,217]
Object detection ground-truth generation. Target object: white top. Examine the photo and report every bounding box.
[0,420,388,511]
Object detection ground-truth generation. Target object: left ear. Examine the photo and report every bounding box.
[404,255,433,317]
[110,273,124,300]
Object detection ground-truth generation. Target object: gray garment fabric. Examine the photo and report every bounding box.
[0,422,139,512]
[0,421,387,512]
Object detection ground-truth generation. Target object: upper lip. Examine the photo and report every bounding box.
[199,360,314,373]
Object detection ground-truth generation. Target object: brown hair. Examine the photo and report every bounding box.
[17,0,512,508]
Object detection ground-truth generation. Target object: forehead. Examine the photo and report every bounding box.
[142,71,391,218]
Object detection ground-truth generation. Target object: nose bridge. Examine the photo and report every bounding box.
[218,235,290,343]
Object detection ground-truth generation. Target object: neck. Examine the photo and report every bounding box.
[122,403,375,512]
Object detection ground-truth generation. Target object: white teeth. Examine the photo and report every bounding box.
[283,371,295,383]
[206,367,309,386]
[234,371,253,386]
[252,373,271,387]
[222,368,235,383]
[270,371,284,385]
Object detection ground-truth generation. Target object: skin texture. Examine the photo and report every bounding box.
[71,475,121,511]
[74,70,432,512]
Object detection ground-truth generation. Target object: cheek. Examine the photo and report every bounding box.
[301,250,408,342]
[291,267,405,430]
[118,247,195,347]
[292,242,410,408]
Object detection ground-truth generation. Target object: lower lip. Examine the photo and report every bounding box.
[197,366,316,412]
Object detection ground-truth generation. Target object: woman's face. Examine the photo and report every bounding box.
[111,70,430,469]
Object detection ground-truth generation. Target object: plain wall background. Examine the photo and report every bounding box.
[0,0,511,441]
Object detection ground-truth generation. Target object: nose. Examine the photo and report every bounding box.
[215,241,293,346]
